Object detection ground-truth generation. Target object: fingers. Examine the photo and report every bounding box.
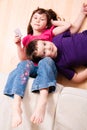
[14,36,21,44]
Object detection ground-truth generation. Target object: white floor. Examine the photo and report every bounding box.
[0,73,12,130]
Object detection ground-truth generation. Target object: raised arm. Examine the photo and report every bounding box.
[52,20,71,36]
[71,68,87,83]
[70,3,87,34]
[14,36,27,60]
[52,3,87,36]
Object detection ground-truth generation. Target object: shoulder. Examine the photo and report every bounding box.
[22,35,31,46]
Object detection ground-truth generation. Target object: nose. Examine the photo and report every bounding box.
[36,18,40,23]
[45,45,51,50]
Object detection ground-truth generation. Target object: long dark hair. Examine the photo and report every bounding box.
[27,7,58,35]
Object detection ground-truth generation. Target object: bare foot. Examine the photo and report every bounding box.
[30,103,46,125]
[30,89,48,125]
[12,105,22,128]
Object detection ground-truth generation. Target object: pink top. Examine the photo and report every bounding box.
[22,26,55,46]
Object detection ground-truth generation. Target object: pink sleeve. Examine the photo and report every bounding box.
[22,35,30,47]
[47,25,55,38]
[40,25,55,41]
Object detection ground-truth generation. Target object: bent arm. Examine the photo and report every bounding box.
[52,3,87,36]
[52,20,71,36]
[71,68,87,83]
[14,36,27,60]
[70,3,87,34]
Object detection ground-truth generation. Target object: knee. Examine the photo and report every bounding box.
[38,57,57,76]
[18,60,34,69]
[39,57,55,66]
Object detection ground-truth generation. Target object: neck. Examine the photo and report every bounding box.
[33,30,42,36]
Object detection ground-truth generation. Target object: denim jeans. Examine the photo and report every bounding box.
[4,57,57,98]
[32,57,57,93]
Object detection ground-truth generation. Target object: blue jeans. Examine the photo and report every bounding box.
[4,57,57,98]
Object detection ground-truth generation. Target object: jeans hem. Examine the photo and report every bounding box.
[31,83,56,93]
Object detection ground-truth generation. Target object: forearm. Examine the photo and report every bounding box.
[17,45,27,60]
[52,20,71,35]
[70,3,87,34]
[70,12,85,34]
[71,69,87,83]
[14,36,27,60]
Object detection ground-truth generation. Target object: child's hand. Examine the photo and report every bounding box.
[51,19,60,26]
[51,18,65,25]
[14,28,22,45]
[51,19,55,25]
[14,36,21,45]
[82,3,87,16]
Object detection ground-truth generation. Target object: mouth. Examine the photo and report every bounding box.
[34,24,40,26]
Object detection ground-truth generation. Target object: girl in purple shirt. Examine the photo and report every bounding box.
[27,29,87,83]
[26,4,87,84]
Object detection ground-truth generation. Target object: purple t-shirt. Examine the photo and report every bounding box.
[52,30,87,80]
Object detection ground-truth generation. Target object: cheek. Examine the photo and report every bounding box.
[30,21,33,26]
[30,19,34,25]
[41,21,47,27]
[46,51,52,57]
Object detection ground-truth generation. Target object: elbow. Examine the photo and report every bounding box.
[71,74,81,83]
[66,22,72,30]
[70,25,80,34]
[71,75,86,84]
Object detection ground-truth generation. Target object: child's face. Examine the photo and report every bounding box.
[31,12,47,31]
[36,40,57,58]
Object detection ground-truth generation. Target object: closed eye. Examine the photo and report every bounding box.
[41,18,45,21]
[33,16,37,19]
[43,42,46,46]
[43,51,46,55]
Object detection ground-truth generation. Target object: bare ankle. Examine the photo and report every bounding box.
[12,95,22,128]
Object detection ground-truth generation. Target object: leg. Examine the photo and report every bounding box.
[11,60,33,127]
[4,60,36,127]
[30,88,48,124]
[32,57,57,93]
[12,94,22,127]
[31,57,57,124]
[4,60,34,97]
